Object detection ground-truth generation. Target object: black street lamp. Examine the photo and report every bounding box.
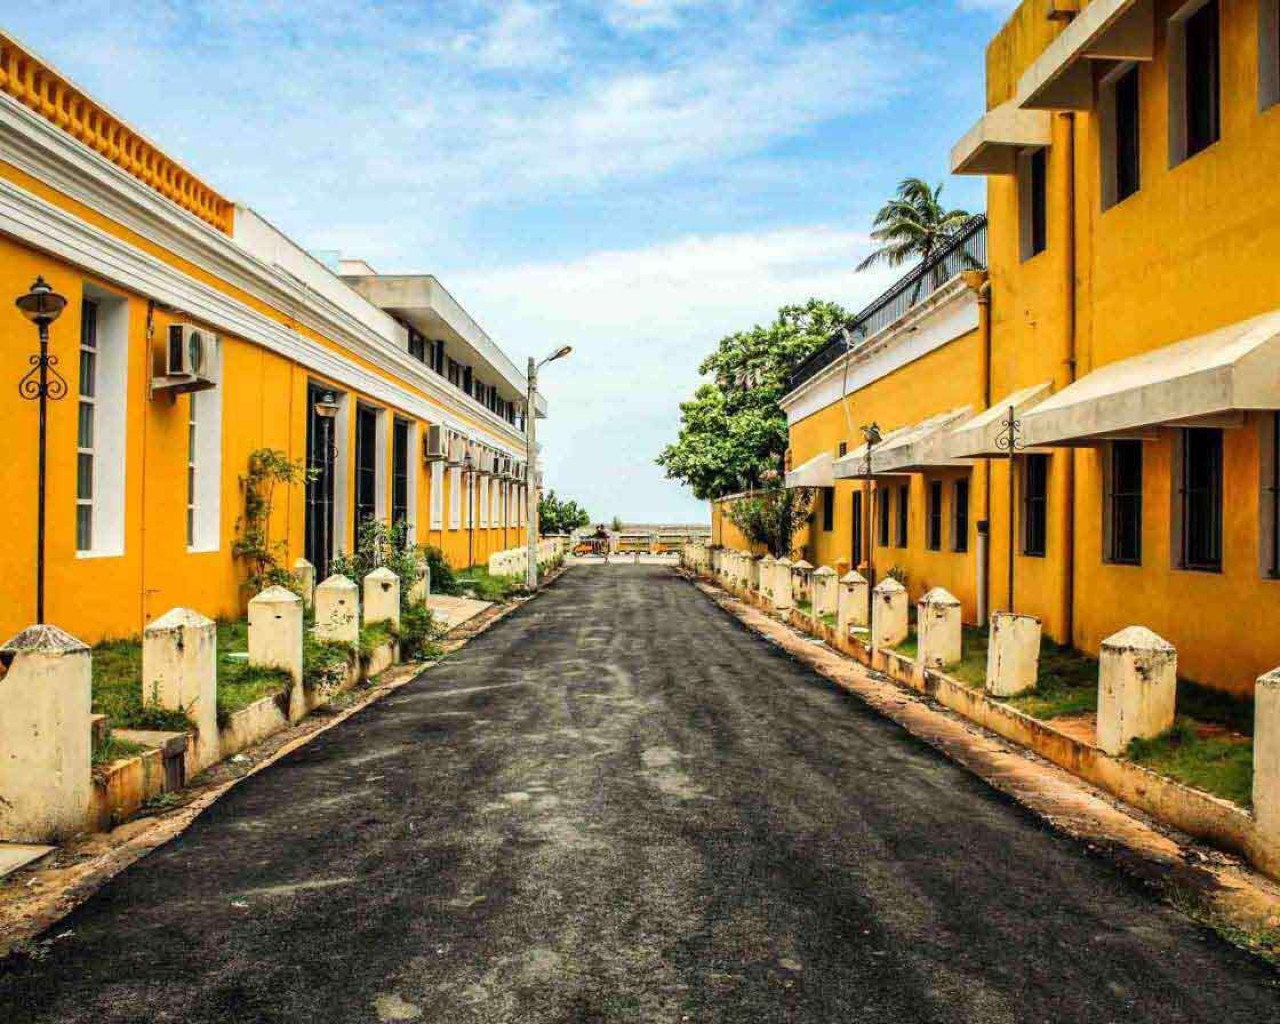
[463,450,476,569]
[994,405,1025,613]
[16,277,69,624]
[861,423,882,631]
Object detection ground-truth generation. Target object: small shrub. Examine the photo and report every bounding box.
[398,603,443,662]
[304,635,355,691]
[423,545,459,596]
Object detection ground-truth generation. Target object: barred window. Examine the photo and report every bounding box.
[1105,440,1143,565]
[952,479,969,553]
[926,480,943,551]
[1022,455,1049,558]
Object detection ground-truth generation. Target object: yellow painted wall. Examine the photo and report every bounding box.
[0,217,526,644]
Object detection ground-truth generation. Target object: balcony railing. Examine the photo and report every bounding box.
[788,215,987,393]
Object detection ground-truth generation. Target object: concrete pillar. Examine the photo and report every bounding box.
[747,555,761,592]
[293,558,316,610]
[143,608,218,769]
[917,587,962,669]
[773,558,793,611]
[314,574,360,645]
[791,560,814,606]
[1097,627,1177,756]
[871,578,908,649]
[758,556,776,597]
[364,566,401,630]
[0,625,92,842]
[249,586,305,720]
[811,566,838,620]
[408,556,431,606]
[1255,669,1280,845]
[985,612,1042,697]
[838,571,869,638]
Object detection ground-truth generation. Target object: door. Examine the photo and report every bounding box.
[851,490,863,569]
[305,384,336,579]
[354,405,378,532]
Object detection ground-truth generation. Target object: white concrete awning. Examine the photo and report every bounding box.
[951,101,1053,176]
[1020,311,1280,447]
[833,425,913,480]
[786,451,835,489]
[942,382,1054,458]
[872,407,976,473]
[1016,0,1154,111]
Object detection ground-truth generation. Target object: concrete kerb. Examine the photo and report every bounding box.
[679,566,1280,890]
[0,568,571,956]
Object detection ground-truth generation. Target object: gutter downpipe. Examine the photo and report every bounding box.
[1061,111,1078,648]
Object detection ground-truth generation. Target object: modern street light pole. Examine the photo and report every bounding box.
[16,277,69,625]
[526,346,572,592]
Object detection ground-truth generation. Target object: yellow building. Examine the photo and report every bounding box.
[0,31,541,644]
[717,0,1280,697]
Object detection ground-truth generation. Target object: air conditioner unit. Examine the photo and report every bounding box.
[498,456,512,478]
[167,324,211,378]
[151,323,217,398]
[423,425,447,462]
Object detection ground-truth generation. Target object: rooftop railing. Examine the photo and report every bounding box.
[787,215,987,394]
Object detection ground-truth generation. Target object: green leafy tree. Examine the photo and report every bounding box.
[232,448,318,593]
[856,178,974,302]
[726,476,815,558]
[539,490,591,534]
[658,299,849,500]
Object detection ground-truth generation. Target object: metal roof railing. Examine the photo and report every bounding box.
[787,215,987,394]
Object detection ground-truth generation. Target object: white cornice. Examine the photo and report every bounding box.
[780,278,978,424]
[0,90,530,447]
[0,176,528,457]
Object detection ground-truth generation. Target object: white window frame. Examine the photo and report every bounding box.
[431,459,444,530]
[1261,0,1280,111]
[187,338,222,553]
[479,473,490,527]
[76,286,128,559]
[449,465,462,529]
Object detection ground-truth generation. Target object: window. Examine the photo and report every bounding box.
[1170,0,1220,165]
[877,487,890,546]
[392,419,410,529]
[851,491,864,566]
[76,299,97,552]
[447,359,461,387]
[1020,147,1048,260]
[430,460,445,530]
[355,406,379,527]
[1260,0,1280,111]
[74,291,128,557]
[479,471,489,527]
[1106,440,1144,565]
[838,441,848,458]
[186,395,197,547]
[1264,414,1280,577]
[449,465,462,529]
[926,480,943,551]
[305,385,340,578]
[822,488,834,532]
[1177,428,1223,570]
[1102,64,1141,209]
[408,329,427,363]
[1022,455,1049,557]
[896,483,909,549]
[953,479,970,553]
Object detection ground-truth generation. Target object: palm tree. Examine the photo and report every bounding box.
[857,178,974,302]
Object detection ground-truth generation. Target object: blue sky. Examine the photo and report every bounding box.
[6,0,1020,523]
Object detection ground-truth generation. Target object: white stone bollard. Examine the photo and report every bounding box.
[773,558,794,611]
[293,558,316,610]
[917,587,962,669]
[791,560,814,607]
[408,556,431,606]
[0,625,92,842]
[488,551,505,576]
[757,556,776,597]
[747,555,762,593]
[1256,669,1280,845]
[314,574,360,645]
[1097,627,1177,756]
[364,566,401,630]
[871,578,908,649]
[249,586,305,720]
[811,566,838,621]
[985,612,1042,697]
[143,607,218,768]
[838,571,869,637]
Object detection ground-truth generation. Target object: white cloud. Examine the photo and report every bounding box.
[451,227,900,522]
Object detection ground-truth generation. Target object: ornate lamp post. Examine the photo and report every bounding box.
[994,405,1025,612]
[463,450,476,569]
[16,277,69,624]
[860,423,881,590]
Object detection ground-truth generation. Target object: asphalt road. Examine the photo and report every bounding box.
[2,565,1278,1022]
